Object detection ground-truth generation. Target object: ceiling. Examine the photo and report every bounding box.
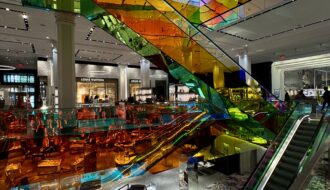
[0,1,144,69]
[207,0,330,64]
[0,0,329,70]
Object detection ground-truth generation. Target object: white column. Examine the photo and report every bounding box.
[272,65,285,100]
[239,48,254,86]
[119,64,128,101]
[47,48,57,107]
[55,12,76,108]
[140,59,150,88]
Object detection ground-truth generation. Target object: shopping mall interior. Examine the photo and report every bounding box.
[0,0,329,189]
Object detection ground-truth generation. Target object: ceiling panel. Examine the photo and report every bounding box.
[0,7,27,30]
[221,0,330,41]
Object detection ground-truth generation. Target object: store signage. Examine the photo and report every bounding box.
[80,78,105,82]
[130,79,141,84]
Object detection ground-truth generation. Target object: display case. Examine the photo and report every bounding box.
[136,88,153,102]
[169,84,198,102]
[218,87,262,102]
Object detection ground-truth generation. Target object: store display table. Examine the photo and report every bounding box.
[38,159,61,175]
[5,163,21,177]
[69,143,85,154]
[72,157,84,171]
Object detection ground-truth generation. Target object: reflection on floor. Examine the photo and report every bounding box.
[0,137,187,189]
[108,165,249,190]
[305,150,330,190]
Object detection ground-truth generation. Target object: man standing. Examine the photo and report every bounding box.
[321,87,330,111]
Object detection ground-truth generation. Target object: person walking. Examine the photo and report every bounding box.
[321,87,330,111]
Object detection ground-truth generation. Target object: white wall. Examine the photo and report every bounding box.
[272,53,330,100]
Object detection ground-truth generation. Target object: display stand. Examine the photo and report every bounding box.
[136,88,153,102]
[169,84,198,102]
[54,88,59,109]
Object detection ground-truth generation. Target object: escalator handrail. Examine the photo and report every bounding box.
[297,110,327,170]
[289,110,330,189]
[256,114,310,190]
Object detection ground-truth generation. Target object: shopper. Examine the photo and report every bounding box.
[321,87,330,111]
[285,91,290,102]
[295,90,306,100]
[84,95,89,104]
[89,95,93,103]
[104,95,109,103]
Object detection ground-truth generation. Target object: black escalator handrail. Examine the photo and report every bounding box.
[289,110,330,189]
[242,103,308,190]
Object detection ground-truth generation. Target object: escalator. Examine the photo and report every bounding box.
[21,0,282,142]
[264,117,318,190]
[244,107,330,190]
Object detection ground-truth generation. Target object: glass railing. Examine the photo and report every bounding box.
[8,111,213,189]
[303,150,329,190]
[147,0,282,111]
[198,0,290,30]
[21,0,289,142]
[0,103,206,139]
[290,109,330,189]
[22,0,284,115]
[22,0,235,119]
[243,103,312,190]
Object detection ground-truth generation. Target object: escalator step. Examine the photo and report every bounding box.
[296,130,314,136]
[281,155,301,166]
[269,175,291,188]
[277,162,297,172]
[265,180,287,190]
[294,134,312,142]
[299,124,317,130]
[287,144,308,153]
[273,168,295,179]
[290,139,310,147]
[285,150,305,160]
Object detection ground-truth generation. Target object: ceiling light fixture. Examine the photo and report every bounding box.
[22,14,28,19]
[46,36,50,39]
[0,65,15,71]
[5,8,10,11]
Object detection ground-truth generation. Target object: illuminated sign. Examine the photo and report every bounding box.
[130,79,141,84]
[80,78,105,82]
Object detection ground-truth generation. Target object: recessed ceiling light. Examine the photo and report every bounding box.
[46,36,50,39]
[22,14,28,19]
[5,8,10,11]
[4,26,7,28]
